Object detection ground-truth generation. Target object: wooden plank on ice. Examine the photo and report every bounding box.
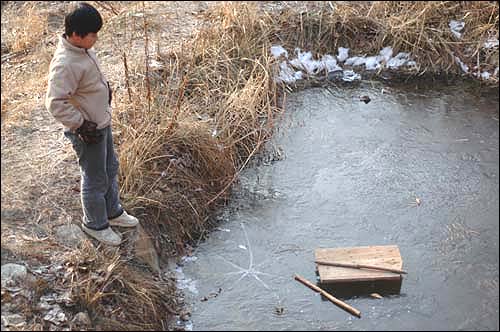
[315,245,403,283]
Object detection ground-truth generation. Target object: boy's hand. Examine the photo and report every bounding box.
[76,120,103,144]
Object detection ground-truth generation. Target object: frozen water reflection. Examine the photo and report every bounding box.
[180,80,499,331]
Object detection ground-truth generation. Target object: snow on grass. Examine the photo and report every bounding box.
[273,45,417,84]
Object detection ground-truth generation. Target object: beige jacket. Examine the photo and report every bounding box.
[45,34,111,131]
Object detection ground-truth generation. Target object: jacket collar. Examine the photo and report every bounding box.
[58,34,87,54]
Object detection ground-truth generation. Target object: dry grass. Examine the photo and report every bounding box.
[60,242,176,330]
[1,1,55,123]
[1,1,498,330]
[107,2,282,254]
[1,2,48,53]
[271,1,498,82]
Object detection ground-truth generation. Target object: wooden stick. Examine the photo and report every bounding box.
[294,274,361,318]
[1,50,28,64]
[315,260,407,275]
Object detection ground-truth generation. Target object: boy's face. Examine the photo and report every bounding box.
[68,32,98,49]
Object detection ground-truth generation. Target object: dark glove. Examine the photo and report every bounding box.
[76,120,103,144]
[107,81,112,106]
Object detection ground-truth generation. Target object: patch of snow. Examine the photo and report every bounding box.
[321,54,342,72]
[342,70,361,82]
[276,61,301,83]
[291,49,324,74]
[1,264,27,286]
[449,20,465,39]
[406,60,417,68]
[272,45,417,84]
[149,59,164,69]
[386,52,412,68]
[345,56,366,67]
[364,56,381,70]
[483,38,499,49]
[379,46,393,62]
[43,305,67,325]
[294,71,303,80]
[270,45,288,58]
[337,47,349,62]
[481,71,491,80]
[182,255,198,263]
[175,267,198,294]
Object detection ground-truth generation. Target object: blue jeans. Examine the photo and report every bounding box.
[64,126,123,230]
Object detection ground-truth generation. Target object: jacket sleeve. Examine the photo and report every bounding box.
[45,63,84,131]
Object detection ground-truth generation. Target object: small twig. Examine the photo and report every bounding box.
[164,76,188,136]
[94,1,120,16]
[143,1,151,114]
[204,134,265,207]
[315,260,407,275]
[1,50,28,64]
[122,52,132,103]
[294,274,361,318]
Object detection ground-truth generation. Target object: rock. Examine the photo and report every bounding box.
[327,69,344,81]
[1,263,27,286]
[1,313,26,328]
[71,312,91,326]
[179,310,191,321]
[43,304,67,325]
[133,225,160,274]
[40,291,74,307]
[38,300,55,311]
[56,291,75,306]
[54,224,87,248]
[40,294,57,305]
[360,95,371,104]
[1,303,15,312]
[1,41,10,55]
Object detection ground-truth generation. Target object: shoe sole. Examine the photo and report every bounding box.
[108,220,139,227]
[81,225,122,246]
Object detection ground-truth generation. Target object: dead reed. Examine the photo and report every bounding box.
[60,242,176,330]
[270,1,498,82]
[112,2,281,255]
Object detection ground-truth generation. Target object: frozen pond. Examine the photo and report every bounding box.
[177,80,499,331]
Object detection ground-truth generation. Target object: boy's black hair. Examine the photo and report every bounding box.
[64,2,103,38]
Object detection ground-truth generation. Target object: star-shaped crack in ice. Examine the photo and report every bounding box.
[216,223,282,291]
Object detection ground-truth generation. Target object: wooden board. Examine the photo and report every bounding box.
[315,245,403,283]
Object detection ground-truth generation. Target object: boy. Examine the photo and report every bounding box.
[45,2,138,246]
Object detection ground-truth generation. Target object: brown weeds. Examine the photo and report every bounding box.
[270,1,498,81]
[60,241,176,330]
[111,2,281,253]
[1,2,48,53]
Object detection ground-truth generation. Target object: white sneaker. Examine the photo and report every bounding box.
[109,210,139,227]
[81,224,122,246]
